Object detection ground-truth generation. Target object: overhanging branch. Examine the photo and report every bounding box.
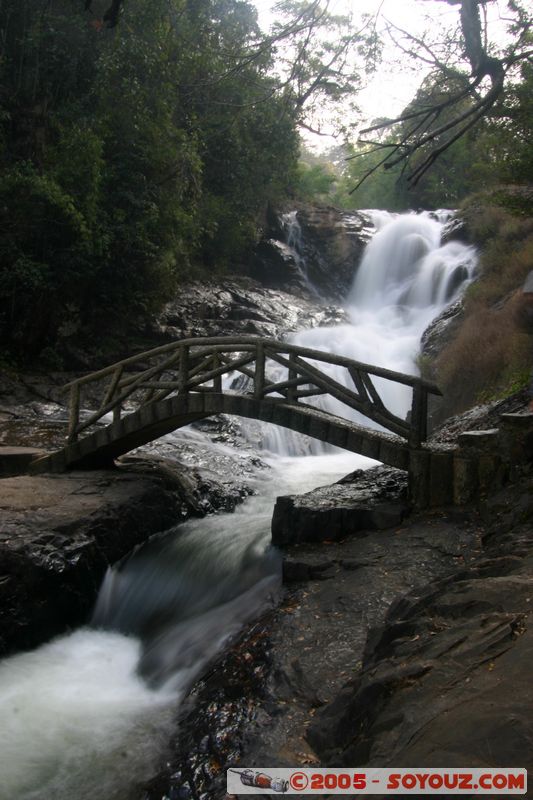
[351,0,527,190]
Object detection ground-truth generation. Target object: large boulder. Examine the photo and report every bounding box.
[420,298,464,360]
[151,278,348,344]
[271,466,409,546]
[306,476,533,772]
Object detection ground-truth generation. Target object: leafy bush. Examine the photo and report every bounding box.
[294,162,336,202]
[0,165,93,352]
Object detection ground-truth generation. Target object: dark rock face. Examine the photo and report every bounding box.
[441,214,470,245]
[0,457,250,658]
[271,466,409,545]
[17,281,349,375]
[0,446,46,477]
[251,204,373,300]
[252,239,310,293]
[139,409,533,799]
[420,299,464,362]
[431,388,531,445]
[144,505,482,800]
[306,472,533,776]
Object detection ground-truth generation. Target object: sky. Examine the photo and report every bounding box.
[251,0,457,149]
[251,0,512,150]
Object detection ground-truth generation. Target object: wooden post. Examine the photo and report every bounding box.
[213,353,222,392]
[255,342,265,399]
[103,365,124,406]
[178,344,189,395]
[410,383,428,447]
[113,404,121,425]
[68,383,80,443]
[287,353,297,403]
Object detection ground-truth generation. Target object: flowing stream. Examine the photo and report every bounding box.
[0,211,477,800]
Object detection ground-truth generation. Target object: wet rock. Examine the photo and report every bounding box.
[0,457,249,657]
[292,204,374,298]
[151,278,349,345]
[252,239,311,293]
[0,446,46,477]
[8,277,348,374]
[271,466,409,546]
[431,388,530,446]
[234,508,481,773]
[142,619,273,800]
[145,504,462,798]
[282,558,335,583]
[305,472,533,775]
[251,204,373,300]
[441,214,470,245]
[420,298,464,360]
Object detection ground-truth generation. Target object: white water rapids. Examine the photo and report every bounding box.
[0,211,477,800]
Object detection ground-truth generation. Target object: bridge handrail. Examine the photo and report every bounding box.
[62,336,442,449]
[63,336,441,392]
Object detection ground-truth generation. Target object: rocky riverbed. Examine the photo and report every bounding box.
[0,271,349,658]
[138,399,533,800]
[0,456,256,658]
[1,232,532,798]
[2,367,532,800]
[138,479,533,800]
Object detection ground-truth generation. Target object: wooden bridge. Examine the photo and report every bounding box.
[31,337,448,496]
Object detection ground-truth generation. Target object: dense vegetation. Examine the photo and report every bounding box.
[423,187,533,417]
[0,0,303,360]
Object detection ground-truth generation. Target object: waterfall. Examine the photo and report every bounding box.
[280,210,321,297]
[255,211,476,455]
[0,210,477,800]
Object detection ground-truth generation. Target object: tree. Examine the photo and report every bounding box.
[0,0,301,358]
[84,0,125,28]
[354,0,532,187]
[268,0,375,139]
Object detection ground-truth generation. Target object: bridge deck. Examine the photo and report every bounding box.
[31,392,412,473]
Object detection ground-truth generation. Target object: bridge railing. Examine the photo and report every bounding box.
[63,336,442,448]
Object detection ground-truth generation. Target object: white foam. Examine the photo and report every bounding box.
[0,629,177,800]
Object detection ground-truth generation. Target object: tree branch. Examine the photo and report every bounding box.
[352,0,523,190]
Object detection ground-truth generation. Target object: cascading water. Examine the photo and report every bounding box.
[0,455,355,800]
[256,211,476,455]
[280,210,321,298]
[0,211,477,800]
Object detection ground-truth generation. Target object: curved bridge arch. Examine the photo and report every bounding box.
[31,336,441,475]
[36,392,413,473]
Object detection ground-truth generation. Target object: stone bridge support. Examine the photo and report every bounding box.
[410,413,533,509]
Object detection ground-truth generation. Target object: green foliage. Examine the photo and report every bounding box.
[271,0,367,138]
[0,0,301,359]
[333,143,409,211]
[459,193,533,307]
[340,63,533,210]
[294,161,336,202]
[0,163,93,351]
[477,368,531,405]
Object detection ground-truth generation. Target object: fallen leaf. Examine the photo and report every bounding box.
[297,751,320,765]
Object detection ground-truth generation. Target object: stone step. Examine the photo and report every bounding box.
[0,447,47,477]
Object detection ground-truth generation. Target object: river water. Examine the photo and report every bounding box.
[0,211,477,800]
